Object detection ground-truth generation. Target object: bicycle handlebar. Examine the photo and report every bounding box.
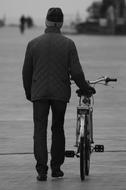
[75,76,117,98]
[89,76,117,85]
[105,77,117,83]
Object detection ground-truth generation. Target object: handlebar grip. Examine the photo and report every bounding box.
[106,78,117,83]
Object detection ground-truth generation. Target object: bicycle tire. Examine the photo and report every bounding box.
[85,139,90,176]
[85,115,91,176]
[80,136,85,181]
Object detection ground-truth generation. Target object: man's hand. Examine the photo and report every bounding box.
[88,86,96,95]
[83,86,96,97]
[76,86,96,97]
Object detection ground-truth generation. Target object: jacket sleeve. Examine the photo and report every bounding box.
[69,41,91,93]
[22,43,33,101]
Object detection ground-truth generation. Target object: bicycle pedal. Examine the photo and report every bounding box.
[94,145,104,152]
[65,150,75,157]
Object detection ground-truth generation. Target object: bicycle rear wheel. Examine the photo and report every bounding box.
[80,136,85,180]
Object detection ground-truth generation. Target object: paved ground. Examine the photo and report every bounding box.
[0,27,126,189]
[0,120,126,190]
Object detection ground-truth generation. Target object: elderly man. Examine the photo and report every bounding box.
[22,7,95,181]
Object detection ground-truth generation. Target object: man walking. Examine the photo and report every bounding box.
[22,7,95,181]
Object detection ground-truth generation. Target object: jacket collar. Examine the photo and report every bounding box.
[45,27,61,34]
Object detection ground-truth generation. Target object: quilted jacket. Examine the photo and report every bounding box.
[22,27,90,102]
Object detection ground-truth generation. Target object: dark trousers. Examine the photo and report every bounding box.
[33,99,67,174]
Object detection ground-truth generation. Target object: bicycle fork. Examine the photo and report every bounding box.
[75,115,85,147]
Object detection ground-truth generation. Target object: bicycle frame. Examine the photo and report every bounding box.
[76,95,93,150]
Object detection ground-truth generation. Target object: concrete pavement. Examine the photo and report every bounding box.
[0,152,126,190]
[0,120,126,190]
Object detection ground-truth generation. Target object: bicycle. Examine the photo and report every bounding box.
[65,76,117,181]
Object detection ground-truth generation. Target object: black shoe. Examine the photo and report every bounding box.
[37,174,47,181]
[52,169,64,178]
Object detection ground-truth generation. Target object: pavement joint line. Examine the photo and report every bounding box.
[0,150,126,156]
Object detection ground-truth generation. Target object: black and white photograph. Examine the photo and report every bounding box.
[0,0,126,189]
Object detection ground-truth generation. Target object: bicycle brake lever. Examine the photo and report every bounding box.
[104,83,114,88]
[107,84,114,88]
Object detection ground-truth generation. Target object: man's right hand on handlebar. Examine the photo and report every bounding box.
[88,86,96,96]
[84,85,96,97]
[76,85,96,97]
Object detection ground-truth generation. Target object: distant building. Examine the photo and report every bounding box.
[102,0,126,33]
[88,0,126,33]
[102,0,126,18]
[75,0,126,34]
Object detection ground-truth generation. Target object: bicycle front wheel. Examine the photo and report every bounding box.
[85,115,91,176]
[80,136,85,181]
[85,139,90,176]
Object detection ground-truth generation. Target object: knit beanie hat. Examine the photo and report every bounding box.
[45,8,64,28]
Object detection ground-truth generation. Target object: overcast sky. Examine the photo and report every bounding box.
[0,0,96,21]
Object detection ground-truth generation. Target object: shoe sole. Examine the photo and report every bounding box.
[52,174,64,178]
[37,176,47,181]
